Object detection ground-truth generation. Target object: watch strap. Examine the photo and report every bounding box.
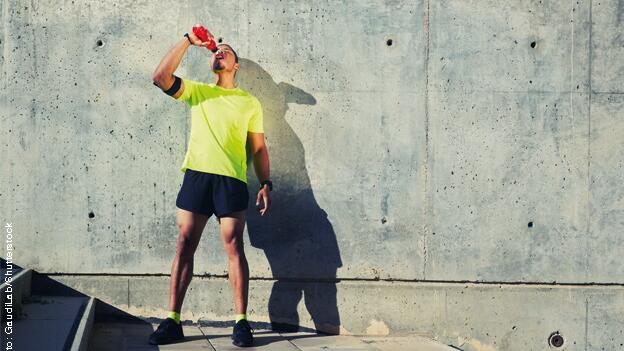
[184,33,192,44]
[260,180,273,191]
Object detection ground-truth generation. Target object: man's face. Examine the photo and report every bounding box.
[211,44,238,74]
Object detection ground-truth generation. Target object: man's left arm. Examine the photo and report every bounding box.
[248,132,271,216]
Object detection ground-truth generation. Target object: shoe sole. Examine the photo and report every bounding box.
[148,335,184,345]
[232,339,253,347]
[231,335,253,347]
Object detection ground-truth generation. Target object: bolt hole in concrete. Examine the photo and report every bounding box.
[548,331,564,348]
[88,211,95,218]
[96,39,104,47]
[217,37,223,43]
[386,38,393,46]
[530,41,536,48]
[528,221,533,228]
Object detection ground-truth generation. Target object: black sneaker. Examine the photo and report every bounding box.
[231,319,255,347]
[148,317,185,345]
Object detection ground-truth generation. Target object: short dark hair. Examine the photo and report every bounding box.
[218,43,238,63]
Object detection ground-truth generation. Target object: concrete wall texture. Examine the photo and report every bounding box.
[1,0,623,349]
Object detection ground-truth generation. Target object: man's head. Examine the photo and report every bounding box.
[211,43,239,76]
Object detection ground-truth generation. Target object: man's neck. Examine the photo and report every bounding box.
[215,74,237,89]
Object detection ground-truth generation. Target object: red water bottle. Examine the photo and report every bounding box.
[192,24,218,52]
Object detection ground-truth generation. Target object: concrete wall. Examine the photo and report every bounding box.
[1,0,623,349]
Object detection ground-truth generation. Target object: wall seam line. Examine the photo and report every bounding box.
[422,0,431,282]
[584,297,589,351]
[46,273,624,287]
[586,0,593,281]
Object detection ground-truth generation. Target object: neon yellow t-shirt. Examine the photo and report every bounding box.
[175,78,264,184]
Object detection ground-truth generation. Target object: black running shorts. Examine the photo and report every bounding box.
[176,168,249,217]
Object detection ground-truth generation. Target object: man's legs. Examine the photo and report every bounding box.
[169,208,210,314]
[217,209,249,316]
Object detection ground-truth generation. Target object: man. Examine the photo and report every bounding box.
[148,29,272,347]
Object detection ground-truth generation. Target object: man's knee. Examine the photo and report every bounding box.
[223,237,244,258]
[176,224,200,257]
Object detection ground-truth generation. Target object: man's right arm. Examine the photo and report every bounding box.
[152,36,193,99]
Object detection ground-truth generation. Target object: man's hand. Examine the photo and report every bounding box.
[187,31,214,48]
[256,186,271,216]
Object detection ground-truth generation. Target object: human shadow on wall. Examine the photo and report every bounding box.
[236,59,342,335]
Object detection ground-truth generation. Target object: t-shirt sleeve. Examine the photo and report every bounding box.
[174,78,199,105]
[248,98,264,133]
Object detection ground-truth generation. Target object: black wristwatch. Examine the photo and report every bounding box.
[260,179,273,191]
[184,33,192,44]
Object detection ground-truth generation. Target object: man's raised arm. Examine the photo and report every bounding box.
[151,31,213,99]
